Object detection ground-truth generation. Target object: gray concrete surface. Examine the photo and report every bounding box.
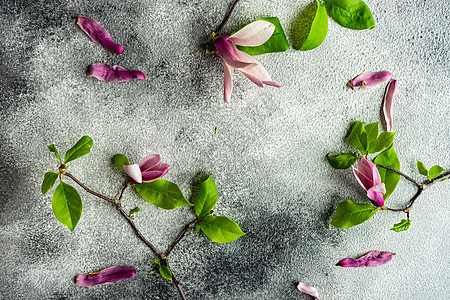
[1,0,449,299]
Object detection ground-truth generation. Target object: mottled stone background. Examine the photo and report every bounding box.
[1,0,449,299]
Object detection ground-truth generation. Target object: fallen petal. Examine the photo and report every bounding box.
[297,282,320,300]
[77,16,124,54]
[75,266,136,287]
[228,20,275,47]
[383,79,396,132]
[337,250,396,267]
[89,63,145,82]
[347,71,392,90]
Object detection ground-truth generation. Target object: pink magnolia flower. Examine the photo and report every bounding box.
[213,20,281,103]
[123,155,169,184]
[351,157,386,207]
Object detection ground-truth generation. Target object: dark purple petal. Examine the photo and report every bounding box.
[347,71,392,90]
[297,282,320,300]
[89,63,145,82]
[383,79,396,132]
[138,154,161,172]
[337,251,396,267]
[141,163,169,182]
[75,266,136,287]
[77,16,124,54]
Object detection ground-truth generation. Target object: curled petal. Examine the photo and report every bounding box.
[337,251,396,267]
[297,282,320,300]
[234,49,280,88]
[89,63,145,82]
[138,154,161,172]
[228,20,275,47]
[123,164,143,184]
[347,71,392,90]
[75,266,136,287]
[383,79,396,132]
[77,16,124,54]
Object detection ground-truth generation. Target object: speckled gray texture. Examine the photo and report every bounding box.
[1,0,449,299]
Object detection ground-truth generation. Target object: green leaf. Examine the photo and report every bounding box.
[199,216,245,243]
[152,257,160,265]
[135,179,193,210]
[416,161,428,177]
[347,121,368,154]
[323,0,375,30]
[114,154,130,172]
[64,136,93,164]
[367,132,396,154]
[41,172,59,195]
[296,0,328,50]
[159,265,172,281]
[373,146,400,200]
[193,175,218,217]
[235,17,289,55]
[52,182,83,231]
[129,207,141,215]
[428,165,446,180]
[327,153,358,169]
[390,219,411,232]
[330,200,377,229]
[47,144,62,163]
[364,122,379,143]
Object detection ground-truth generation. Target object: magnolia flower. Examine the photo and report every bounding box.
[213,20,281,103]
[383,79,397,132]
[297,282,320,300]
[123,155,169,184]
[347,71,391,90]
[75,266,136,287]
[337,250,396,267]
[351,157,386,207]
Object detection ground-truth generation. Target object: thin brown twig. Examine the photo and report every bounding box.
[64,172,115,203]
[165,260,187,300]
[423,171,450,190]
[375,164,421,187]
[215,0,241,35]
[167,219,198,257]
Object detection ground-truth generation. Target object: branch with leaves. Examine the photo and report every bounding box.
[42,136,245,300]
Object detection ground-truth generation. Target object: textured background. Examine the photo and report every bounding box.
[1,0,449,299]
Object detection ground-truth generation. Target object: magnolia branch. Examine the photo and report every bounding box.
[215,0,240,35]
[375,165,449,220]
[62,172,196,300]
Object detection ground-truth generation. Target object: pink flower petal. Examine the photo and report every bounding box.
[347,71,392,90]
[234,49,280,88]
[123,164,142,184]
[366,189,385,207]
[138,154,161,171]
[352,165,374,191]
[142,166,169,182]
[214,36,257,69]
[221,58,234,103]
[337,251,396,267]
[368,183,386,194]
[89,63,145,82]
[297,282,320,300]
[75,266,136,287]
[383,79,396,132]
[228,20,275,47]
[77,16,124,54]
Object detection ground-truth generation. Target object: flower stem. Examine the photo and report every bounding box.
[215,0,241,35]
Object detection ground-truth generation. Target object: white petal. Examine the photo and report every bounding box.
[123,164,142,183]
[229,20,275,46]
[369,183,386,194]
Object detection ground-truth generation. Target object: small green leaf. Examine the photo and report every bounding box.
[114,154,130,172]
[64,136,93,164]
[347,121,368,154]
[373,146,400,200]
[323,0,375,30]
[416,161,428,177]
[47,144,62,163]
[390,219,411,232]
[235,17,289,55]
[199,216,245,243]
[296,0,328,51]
[52,182,83,231]
[159,265,172,281]
[367,132,396,154]
[195,224,201,232]
[327,153,358,169]
[135,179,193,210]
[41,172,59,195]
[129,207,141,215]
[193,175,218,217]
[330,200,377,229]
[428,165,446,180]
[152,257,160,265]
